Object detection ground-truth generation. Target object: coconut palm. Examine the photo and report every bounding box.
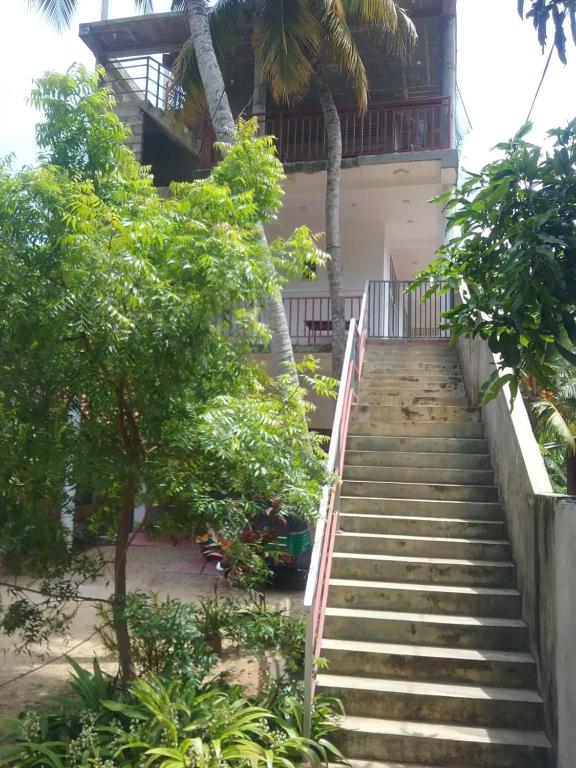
[532,362,576,494]
[26,0,153,30]
[263,0,416,374]
[173,0,416,374]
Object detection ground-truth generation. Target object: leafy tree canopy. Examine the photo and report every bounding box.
[519,0,576,63]
[0,66,330,657]
[415,120,576,402]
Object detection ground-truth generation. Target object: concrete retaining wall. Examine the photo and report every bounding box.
[457,335,576,767]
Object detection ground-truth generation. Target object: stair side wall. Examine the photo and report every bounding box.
[457,334,576,768]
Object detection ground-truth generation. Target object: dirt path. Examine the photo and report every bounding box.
[0,539,302,717]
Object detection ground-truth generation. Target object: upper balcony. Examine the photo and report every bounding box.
[102,53,452,175]
[80,2,457,181]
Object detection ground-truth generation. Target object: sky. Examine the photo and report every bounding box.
[0,0,575,171]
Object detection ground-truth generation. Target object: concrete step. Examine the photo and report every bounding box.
[336,716,553,767]
[341,480,499,503]
[347,435,488,454]
[351,405,480,424]
[335,532,510,561]
[340,496,503,521]
[319,675,543,729]
[366,343,455,354]
[359,393,470,406]
[323,607,528,651]
[366,347,458,361]
[331,552,516,587]
[327,579,522,618]
[361,378,465,390]
[338,513,507,540]
[360,378,464,392]
[364,362,461,373]
[348,422,485,438]
[321,638,536,688]
[343,465,494,486]
[344,450,492,470]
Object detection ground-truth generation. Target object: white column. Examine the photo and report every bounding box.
[101,0,110,21]
[60,403,81,545]
[383,249,391,338]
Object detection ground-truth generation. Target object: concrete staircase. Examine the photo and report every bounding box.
[318,341,553,768]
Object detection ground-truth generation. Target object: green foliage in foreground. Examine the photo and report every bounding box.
[0,65,331,664]
[96,593,305,685]
[414,121,576,402]
[0,662,343,768]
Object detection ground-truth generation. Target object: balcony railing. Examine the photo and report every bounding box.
[283,293,363,345]
[103,57,451,165]
[264,96,452,164]
[283,283,453,345]
[105,56,184,111]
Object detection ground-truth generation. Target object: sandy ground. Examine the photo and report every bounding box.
[0,539,303,718]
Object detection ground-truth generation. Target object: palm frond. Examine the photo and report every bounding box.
[343,0,399,26]
[27,0,78,31]
[28,0,153,30]
[532,397,576,455]
[168,36,207,124]
[344,1,417,60]
[256,0,322,104]
[321,2,368,110]
[211,0,251,59]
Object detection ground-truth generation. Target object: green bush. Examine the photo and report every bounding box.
[0,666,342,768]
[97,593,218,682]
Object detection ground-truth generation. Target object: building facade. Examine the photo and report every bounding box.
[80,0,458,427]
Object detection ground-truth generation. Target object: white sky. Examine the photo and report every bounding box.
[0,0,574,170]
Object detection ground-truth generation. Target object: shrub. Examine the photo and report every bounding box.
[97,593,217,682]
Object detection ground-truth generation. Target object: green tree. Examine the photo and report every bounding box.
[25,0,299,380]
[0,66,328,680]
[519,0,576,63]
[414,121,576,401]
[173,0,416,375]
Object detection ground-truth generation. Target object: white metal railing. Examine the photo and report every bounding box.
[302,281,369,735]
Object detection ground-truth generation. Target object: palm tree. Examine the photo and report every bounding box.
[25,0,153,29]
[265,0,416,375]
[532,362,576,495]
[173,0,416,374]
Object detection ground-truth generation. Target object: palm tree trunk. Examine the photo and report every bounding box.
[567,451,576,495]
[315,70,347,377]
[186,0,296,380]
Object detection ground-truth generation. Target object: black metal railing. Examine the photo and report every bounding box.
[105,56,184,111]
[368,280,453,339]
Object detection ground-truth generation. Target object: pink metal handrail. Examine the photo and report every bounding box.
[302,281,369,736]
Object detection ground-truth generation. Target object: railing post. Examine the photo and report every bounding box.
[156,59,161,110]
[145,57,150,103]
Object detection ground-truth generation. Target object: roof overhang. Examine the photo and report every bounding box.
[79,12,189,59]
